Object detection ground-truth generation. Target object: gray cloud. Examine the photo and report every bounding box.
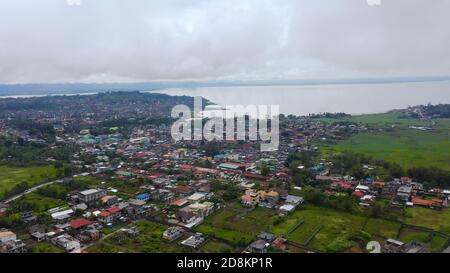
[0,0,449,83]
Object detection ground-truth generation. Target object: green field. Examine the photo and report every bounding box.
[315,112,450,128]
[196,207,279,246]
[13,192,66,214]
[31,242,66,253]
[297,207,365,252]
[0,165,60,199]
[429,235,449,252]
[363,218,401,239]
[269,205,368,252]
[325,129,450,171]
[317,112,450,172]
[200,240,235,253]
[398,228,431,243]
[403,207,450,235]
[88,220,190,253]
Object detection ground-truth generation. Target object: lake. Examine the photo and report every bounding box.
[159,81,450,116]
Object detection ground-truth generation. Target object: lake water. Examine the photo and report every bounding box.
[160,81,450,116]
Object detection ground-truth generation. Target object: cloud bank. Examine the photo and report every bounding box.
[0,0,449,83]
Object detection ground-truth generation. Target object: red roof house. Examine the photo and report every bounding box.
[69,218,93,230]
[352,191,365,198]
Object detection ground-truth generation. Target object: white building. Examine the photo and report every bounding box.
[0,229,16,244]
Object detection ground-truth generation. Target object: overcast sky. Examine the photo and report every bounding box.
[0,0,449,84]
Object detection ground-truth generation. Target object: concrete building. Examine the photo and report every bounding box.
[78,188,107,203]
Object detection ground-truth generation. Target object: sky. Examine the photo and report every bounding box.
[0,0,449,84]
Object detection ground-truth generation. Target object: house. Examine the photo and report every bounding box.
[0,229,16,244]
[78,188,107,204]
[257,232,276,243]
[51,234,80,252]
[82,228,102,241]
[0,239,26,253]
[247,239,268,253]
[404,241,430,253]
[175,185,194,196]
[258,191,279,208]
[242,194,258,207]
[181,234,205,249]
[397,186,412,201]
[284,195,304,206]
[279,204,296,215]
[162,226,185,242]
[136,193,150,202]
[382,181,401,197]
[171,198,189,207]
[315,175,342,182]
[411,197,443,208]
[152,189,173,203]
[186,202,214,218]
[382,238,405,253]
[98,207,122,224]
[21,211,37,225]
[242,173,271,181]
[31,232,47,242]
[192,180,211,193]
[69,218,93,231]
[355,184,370,193]
[176,208,196,223]
[128,199,146,217]
[352,191,364,198]
[51,209,74,222]
[101,195,119,206]
[331,181,354,190]
[187,192,208,203]
[272,237,287,251]
[219,162,246,171]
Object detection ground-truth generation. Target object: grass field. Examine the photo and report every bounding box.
[196,207,279,246]
[200,240,235,253]
[429,235,449,252]
[315,112,450,128]
[403,207,450,235]
[0,165,60,199]
[363,218,401,239]
[325,128,450,171]
[316,112,450,171]
[31,242,66,253]
[270,205,368,252]
[12,192,66,214]
[398,228,431,243]
[88,220,190,253]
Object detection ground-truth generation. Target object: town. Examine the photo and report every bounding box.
[0,92,449,254]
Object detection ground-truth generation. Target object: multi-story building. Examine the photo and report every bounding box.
[78,189,107,204]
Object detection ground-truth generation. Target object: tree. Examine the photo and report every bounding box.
[260,163,270,176]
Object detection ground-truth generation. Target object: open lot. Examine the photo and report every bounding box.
[12,192,66,214]
[398,227,431,243]
[317,113,450,171]
[270,205,367,252]
[87,220,190,253]
[315,112,449,128]
[403,207,450,235]
[196,207,279,246]
[200,239,235,253]
[363,218,401,239]
[0,165,59,199]
[327,129,450,171]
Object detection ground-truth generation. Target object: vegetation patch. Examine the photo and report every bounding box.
[0,165,60,199]
[403,208,450,235]
[363,218,402,239]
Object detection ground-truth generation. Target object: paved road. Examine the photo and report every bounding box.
[2,178,65,204]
